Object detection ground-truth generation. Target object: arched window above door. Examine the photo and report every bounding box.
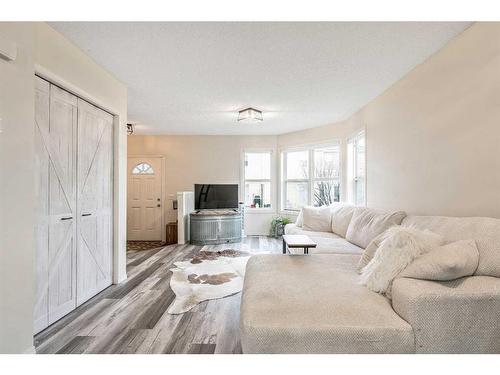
[132,162,155,175]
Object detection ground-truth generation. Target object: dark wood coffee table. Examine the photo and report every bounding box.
[282,234,317,255]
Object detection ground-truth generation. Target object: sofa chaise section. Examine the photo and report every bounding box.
[241,209,500,353]
[240,254,415,354]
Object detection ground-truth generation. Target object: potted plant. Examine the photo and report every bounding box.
[270,216,291,237]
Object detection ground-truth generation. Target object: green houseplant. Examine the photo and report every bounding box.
[270,216,291,237]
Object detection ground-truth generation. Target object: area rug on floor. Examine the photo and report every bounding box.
[127,241,166,252]
[168,249,251,314]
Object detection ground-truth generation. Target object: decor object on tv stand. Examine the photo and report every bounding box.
[190,210,242,245]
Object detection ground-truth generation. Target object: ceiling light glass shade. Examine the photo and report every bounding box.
[238,107,263,123]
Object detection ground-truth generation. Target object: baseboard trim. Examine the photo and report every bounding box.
[23,345,36,354]
[115,274,128,284]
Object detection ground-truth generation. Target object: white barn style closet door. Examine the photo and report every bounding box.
[76,99,113,305]
[34,77,78,330]
[34,76,113,333]
[34,78,50,332]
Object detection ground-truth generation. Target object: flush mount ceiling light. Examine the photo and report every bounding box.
[237,107,263,123]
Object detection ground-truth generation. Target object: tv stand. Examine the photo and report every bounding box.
[190,210,242,245]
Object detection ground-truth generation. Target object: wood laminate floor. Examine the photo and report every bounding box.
[34,236,281,354]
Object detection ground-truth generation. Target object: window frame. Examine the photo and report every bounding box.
[131,162,155,175]
[347,130,366,206]
[280,140,342,213]
[241,149,275,213]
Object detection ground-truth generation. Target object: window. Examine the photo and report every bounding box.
[132,162,154,175]
[347,131,366,205]
[281,142,340,211]
[243,151,272,209]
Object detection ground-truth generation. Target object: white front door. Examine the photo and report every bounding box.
[127,157,164,241]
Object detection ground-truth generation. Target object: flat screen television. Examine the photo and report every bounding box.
[194,184,239,210]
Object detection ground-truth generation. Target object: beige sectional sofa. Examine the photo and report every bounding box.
[240,205,500,353]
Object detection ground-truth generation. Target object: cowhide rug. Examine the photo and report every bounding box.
[168,249,251,314]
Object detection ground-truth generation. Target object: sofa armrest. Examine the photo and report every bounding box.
[392,276,500,353]
[284,223,296,234]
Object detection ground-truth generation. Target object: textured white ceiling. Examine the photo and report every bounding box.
[50,22,471,135]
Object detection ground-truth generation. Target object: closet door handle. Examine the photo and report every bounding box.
[60,216,73,221]
[82,213,92,217]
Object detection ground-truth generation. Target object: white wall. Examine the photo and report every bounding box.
[0,22,36,354]
[0,22,128,354]
[280,22,500,219]
[128,135,278,235]
[341,22,500,218]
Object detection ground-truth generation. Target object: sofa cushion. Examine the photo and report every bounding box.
[285,223,339,239]
[284,224,363,255]
[302,206,332,232]
[331,205,355,238]
[345,208,406,249]
[240,254,415,353]
[402,215,500,277]
[310,237,364,255]
[399,239,479,281]
[295,209,304,227]
[357,232,386,271]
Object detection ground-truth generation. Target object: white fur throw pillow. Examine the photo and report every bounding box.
[359,226,444,294]
[302,206,332,232]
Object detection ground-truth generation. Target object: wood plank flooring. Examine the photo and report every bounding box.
[34,236,281,354]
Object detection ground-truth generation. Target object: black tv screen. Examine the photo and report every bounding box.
[194,184,239,210]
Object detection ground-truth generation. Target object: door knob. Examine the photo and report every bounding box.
[157,204,161,207]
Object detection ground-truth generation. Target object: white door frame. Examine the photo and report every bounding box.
[127,155,166,242]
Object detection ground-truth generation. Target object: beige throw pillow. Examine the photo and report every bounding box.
[357,232,386,272]
[346,208,406,249]
[399,239,479,281]
[302,206,332,232]
[331,205,355,238]
[295,209,304,227]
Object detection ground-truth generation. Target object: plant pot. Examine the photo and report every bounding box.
[275,223,285,237]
